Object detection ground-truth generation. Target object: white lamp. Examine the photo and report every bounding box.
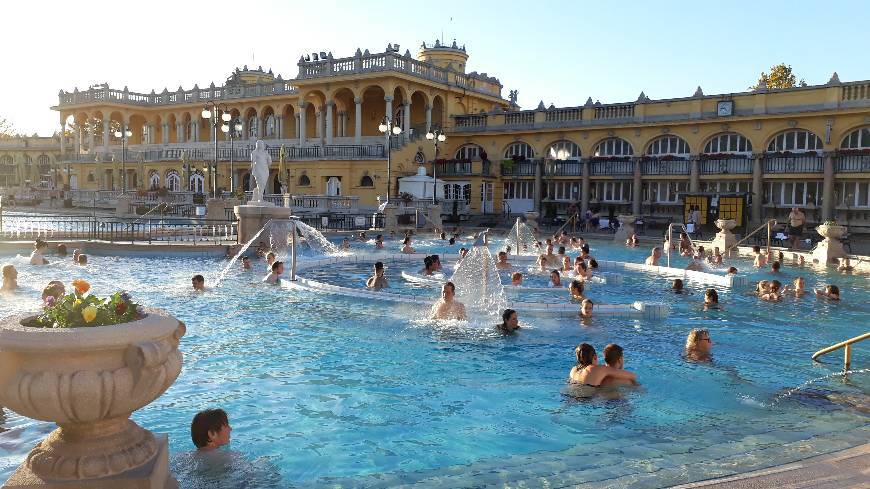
[426,132,435,140]
[201,108,212,119]
[378,122,388,133]
[392,126,402,135]
[438,134,446,142]
[221,112,232,122]
[221,124,229,133]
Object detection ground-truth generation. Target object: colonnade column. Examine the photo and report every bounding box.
[425,105,432,132]
[74,126,81,155]
[102,117,110,151]
[751,153,763,224]
[632,157,642,215]
[689,155,700,192]
[176,122,185,143]
[337,112,345,137]
[256,117,264,139]
[315,109,323,140]
[403,101,411,139]
[298,102,307,146]
[533,159,542,213]
[295,113,300,139]
[354,97,362,144]
[822,151,835,221]
[581,158,590,215]
[385,96,393,124]
[325,101,334,145]
[86,119,94,153]
[192,120,200,143]
[59,125,66,154]
[276,115,283,139]
[162,123,169,144]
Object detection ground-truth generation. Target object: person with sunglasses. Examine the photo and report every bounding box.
[685,328,713,361]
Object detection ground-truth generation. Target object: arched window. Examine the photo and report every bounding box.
[298,174,311,186]
[646,135,690,155]
[703,132,753,153]
[37,155,50,166]
[24,155,33,165]
[360,175,374,187]
[166,171,180,192]
[189,172,205,193]
[504,142,535,159]
[767,130,823,152]
[247,116,258,138]
[87,172,95,183]
[454,144,482,160]
[149,171,160,190]
[840,127,870,149]
[0,155,12,165]
[265,115,276,137]
[594,137,633,157]
[545,140,581,160]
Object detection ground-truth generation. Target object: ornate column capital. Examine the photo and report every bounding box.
[353,97,362,104]
[384,96,393,102]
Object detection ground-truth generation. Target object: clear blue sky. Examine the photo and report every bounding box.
[3,0,868,135]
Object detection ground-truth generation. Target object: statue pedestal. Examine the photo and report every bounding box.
[234,203,294,244]
[614,215,637,242]
[205,198,232,221]
[812,224,848,265]
[524,211,539,233]
[712,219,738,255]
[383,204,399,232]
[427,204,443,231]
[3,434,176,489]
[115,194,132,217]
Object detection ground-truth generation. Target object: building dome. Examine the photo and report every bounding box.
[418,40,469,73]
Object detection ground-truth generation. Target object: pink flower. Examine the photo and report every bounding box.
[43,296,56,308]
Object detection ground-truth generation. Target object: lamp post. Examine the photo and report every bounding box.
[221,118,243,193]
[202,102,232,198]
[113,124,132,193]
[425,129,447,204]
[378,117,402,203]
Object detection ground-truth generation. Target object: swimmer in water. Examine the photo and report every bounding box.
[375,234,384,249]
[761,280,782,301]
[431,282,467,320]
[30,239,49,265]
[727,266,738,275]
[262,261,284,284]
[625,233,638,248]
[496,251,511,270]
[401,237,415,254]
[497,309,520,333]
[536,254,548,272]
[549,270,562,288]
[815,284,840,301]
[752,245,768,268]
[645,247,662,266]
[709,247,723,265]
[685,328,713,362]
[192,274,205,291]
[241,256,252,270]
[265,252,276,272]
[572,259,588,280]
[511,272,523,286]
[366,261,388,290]
[704,288,719,309]
[568,343,638,386]
[1,264,18,292]
[672,278,685,294]
[569,280,585,301]
[419,256,436,276]
[586,259,598,279]
[601,344,637,386]
[561,255,572,272]
[456,248,468,265]
[685,253,705,272]
[770,261,781,273]
[580,298,594,318]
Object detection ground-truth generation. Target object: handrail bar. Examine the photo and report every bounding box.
[725,219,778,257]
[666,222,698,268]
[812,331,869,372]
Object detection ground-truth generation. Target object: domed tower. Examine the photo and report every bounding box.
[225,65,276,86]
[417,39,469,73]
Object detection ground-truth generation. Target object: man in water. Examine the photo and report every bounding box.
[431,281,467,320]
[431,254,443,272]
[752,245,768,268]
[580,298,594,318]
[241,256,252,270]
[419,256,436,276]
[496,251,511,270]
[366,261,388,290]
[191,408,232,451]
[263,261,284,284]
[787,207,805,250]
[192,274,205,291]
[645,247,662,266]
[601,344,637,386]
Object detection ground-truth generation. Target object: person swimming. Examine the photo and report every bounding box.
[419,256,436,276]
[30,239,49,265]
[709,247,723,265]
[704,288,719,308]
[192,274,206,291]
[401,237,415,254]
[685,328,713,362]
[511,271,523,286]
[497,309,520,333]
[265,252,276,272]
[726,266,738,275]
[431,281,467,320]
[771,261,781,273]
[496,251,511,270]
[549,270,562,288]
[569,280,585,301]
[672,278,685,294]
[536,254,549,272]
[601,344,636,386]
[1,264,18,292]
[579,298,594,318]
[375,234,384,249]
[752,245,768,268]
[760,280,782,301]
[568,343,638,387]
[561,255,572,272]
[262,261,284,284]
[366,261,388,290]
[815,284,840,301]
[644,247,662,266]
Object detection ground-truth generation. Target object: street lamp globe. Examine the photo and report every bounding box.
[221,112,232,122]
[378,122,388,133]
[221,124,230,133]
[113,130,121,138]
[125,129,132,137]
[234,122,243,132]
[392,126,402,135]
[437,134,447,142]
[426,132,435,140]
[201,108,212,119]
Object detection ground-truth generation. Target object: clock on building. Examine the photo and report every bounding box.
[717,100,734,117]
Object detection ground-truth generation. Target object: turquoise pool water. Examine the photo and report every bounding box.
[0,237,867,487]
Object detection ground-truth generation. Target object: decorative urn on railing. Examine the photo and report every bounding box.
[813,220,848,265]
[0,281,185,488]
[712,218,738,254]
[816,221,847,240]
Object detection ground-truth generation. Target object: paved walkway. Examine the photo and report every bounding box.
[671,443,870,489]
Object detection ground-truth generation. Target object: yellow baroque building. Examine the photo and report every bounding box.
[29,40,870,226]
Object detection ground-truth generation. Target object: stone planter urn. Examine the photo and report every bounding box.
[712,219,738,254]
[0,309,185,488]
[813,223,848,265]
[523,211,539,232]
[614,215,637,242]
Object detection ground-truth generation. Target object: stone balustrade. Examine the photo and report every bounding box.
[58,80,298,107]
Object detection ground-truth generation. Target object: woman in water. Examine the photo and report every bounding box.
[571,259,588,280]
[671,278,686,294]
[685,329,713,362]
[549,270,562,288]
[569,280,585,301]
[561,255,572,273]
[568,343,637,386]
[536,254,549,272]
[704,288,719,309]
[30,239,49,265]
[375,235,384,249]
[1,264,18,292]
[815,284,840,301]
[579,298,594,318]
[497,309,520,333]
[401,237,415,254]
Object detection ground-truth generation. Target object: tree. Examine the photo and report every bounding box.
[0,117,22,139]
[750,64,808,90]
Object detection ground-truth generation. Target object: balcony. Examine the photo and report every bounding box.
[434,159,492,177]
[590,159,634,176]
[500,160,537,176]
[700,156,752,174]
[61,143,386,164]
[545,160,583,176]
[836,154,870,172]
[641,159,689,175]
[763,154,823,173]
[58,82,298,107]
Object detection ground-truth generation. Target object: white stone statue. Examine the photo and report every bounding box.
[250,140,272,204]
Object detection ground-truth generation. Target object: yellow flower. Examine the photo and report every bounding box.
[81,305,97,323]
[72,279,90,295]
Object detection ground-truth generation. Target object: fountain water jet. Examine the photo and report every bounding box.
[449,235,507,321]
[504,217,538,256]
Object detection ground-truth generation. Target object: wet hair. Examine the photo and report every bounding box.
[34,239,47,250]
[42,281,65,300]
[577,261,588,272]
[558,246,566,255]
[191,408,229,448]
[827,284,840,297]
[403,237,411,245]
[498,251,507,258]
[500,309,517,330]
[574,343,597,368]
[588,259,598,269]
[771,261,781,272]
[752,245,761,253]
[56,244,68,256]
[241,255,250,261]
[511,271,523,282]
[192,274,204,283]
[685,329,710,351]
[77,254,88,264]
[705,288,719,303]
[374,261,384,271]
[581,244,590,254]
[550,269,560,279]
[2,264,15,279]
[424,256,434,269]
[271,261,283,272]
[672,278,684,291]
[727,266,738,274]
[266,252,276,260]
[376,234,383,240]
[770,280,782,292]
[431,254,440,264]
[439,232,446,239]
[698,246,705,255]
[603,343,623,366]
[459,248,468,256]
[777,251,785,262]
[581,298,594,309]
[569,280,584,296]
[443,281,456,293]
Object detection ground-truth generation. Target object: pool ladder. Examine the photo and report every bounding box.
[812,332,870,372]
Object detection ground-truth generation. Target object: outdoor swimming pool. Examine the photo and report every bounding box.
[0,237,867,487]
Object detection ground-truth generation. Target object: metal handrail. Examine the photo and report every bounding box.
[812,332,870,372]
[725,219,777,257]
[665,222,698,268]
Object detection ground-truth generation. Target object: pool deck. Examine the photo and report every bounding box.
[671,443,870,489]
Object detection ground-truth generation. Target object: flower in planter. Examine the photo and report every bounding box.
[43,296,56,309]
[115,301,127,315]
[82,305,98,323]
[72,279,90,295]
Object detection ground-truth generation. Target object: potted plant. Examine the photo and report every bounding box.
[0,280,185,484]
